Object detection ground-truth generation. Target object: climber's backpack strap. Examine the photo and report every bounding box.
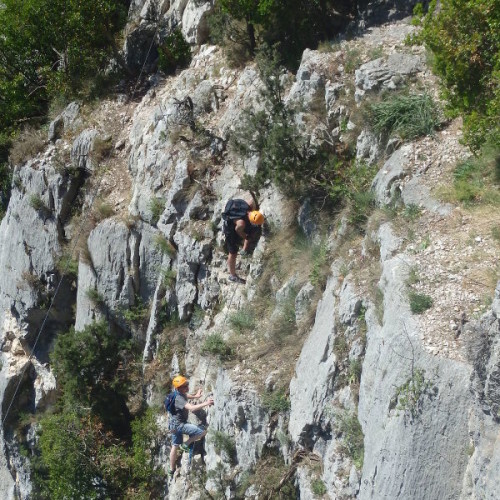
[164,390,178,414]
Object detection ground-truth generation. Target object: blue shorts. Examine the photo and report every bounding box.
[170,422,205,446]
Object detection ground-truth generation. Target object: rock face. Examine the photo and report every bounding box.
[1,6,500,500]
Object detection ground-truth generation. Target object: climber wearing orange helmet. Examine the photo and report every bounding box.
[222,195,265,284]
[166,375,214,479]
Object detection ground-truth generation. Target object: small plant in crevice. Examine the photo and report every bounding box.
[229,308,256,334]
[403,203,422,221]
[374,286,384,325]
[154,234,177,258]
[334,410,364,470]
[29,194,51,217]
[86,287,105,306]
[390,368,433,421]
[149,197,165,226]
[406,266,420,286]
[122,298,149,326]
[94,201,114,221]
[311,478,327,496]
[261,388,290,414]
[55,252,79,280]
[201,333,233,360]
[161,267,177,289]
[211,430,237,465]
[408,291,433,314]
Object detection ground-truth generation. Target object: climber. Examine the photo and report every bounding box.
[167,375,214,479]
[222,195,264,284]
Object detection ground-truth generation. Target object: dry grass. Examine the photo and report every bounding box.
[9,128,46,165]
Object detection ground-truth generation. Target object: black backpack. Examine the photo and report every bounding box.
[164,390,178,415]
[222,199,250,222]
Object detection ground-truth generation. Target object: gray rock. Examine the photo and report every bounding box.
[295,282,315,324]
[48,102,81,142]
[401,176,453,216]
[338,279,362,325]
[355,53,422,102]
[181,0,214,45]
[71,129,99,171]
[356,128,381,165]
[371,145,412,205]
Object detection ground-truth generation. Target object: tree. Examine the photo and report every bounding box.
[418,0,499,150]
[0,0,128,133]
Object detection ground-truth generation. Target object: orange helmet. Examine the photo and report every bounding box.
[248,210,264,225]
[172,375,188,389]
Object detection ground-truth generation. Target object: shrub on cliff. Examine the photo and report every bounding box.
[414,0,499,150]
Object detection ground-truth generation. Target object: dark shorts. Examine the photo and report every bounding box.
[223,222,242,254]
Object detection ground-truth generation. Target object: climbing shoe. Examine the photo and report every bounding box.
[228,274,246,284]
[167,466,175,480]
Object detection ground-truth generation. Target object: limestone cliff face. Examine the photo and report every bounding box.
[1,2,499,499]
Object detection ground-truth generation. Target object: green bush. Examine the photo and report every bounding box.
[369,93,439,140]
[201,333,233,359]
[86,288,105,307]
[161,267,177,289]
[229,308,256,333]
[211,430,237,465]
[393,368,432,419]
[0,161,12,218]
[262,388,290,413]
[311,478,327,496]
[408,291,433,314]
[335,411,364,469]
[415,0,499,151]
[149,197,165,226]
[446,143,500,206]
[158,29,192,74]
[122,298,149,326]
[56,253,79,280]
[0,0,128,135]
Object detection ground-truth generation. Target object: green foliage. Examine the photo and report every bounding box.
[201,333,233,359]
[35,410,100,499]
[344,47,362,74]
[122,298,149,326]
[409,291,433,314]
[0,161,12,219]
[233,48,373,212]
[229,308,256,333]
[161,267,177,289]
[262,388,290,413]
[403,203,422,221]
[335,411,364,469]
[392,369,432,419]
[51,321,130,405]
[29,194,50,215]
[211,430,237,465]
[406,266,421,286]
[149,197,165,226]
[86,288,105,307]
[311,478,327,496]
[158,29,192,75]
[415,0,499,150]
[95,201,114,220]
[56,253,79,280]
[0,0,128,135]
[212,0,358,69]
[369,93,440,140]
[309,243,329,288]
[441,143,500,206]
